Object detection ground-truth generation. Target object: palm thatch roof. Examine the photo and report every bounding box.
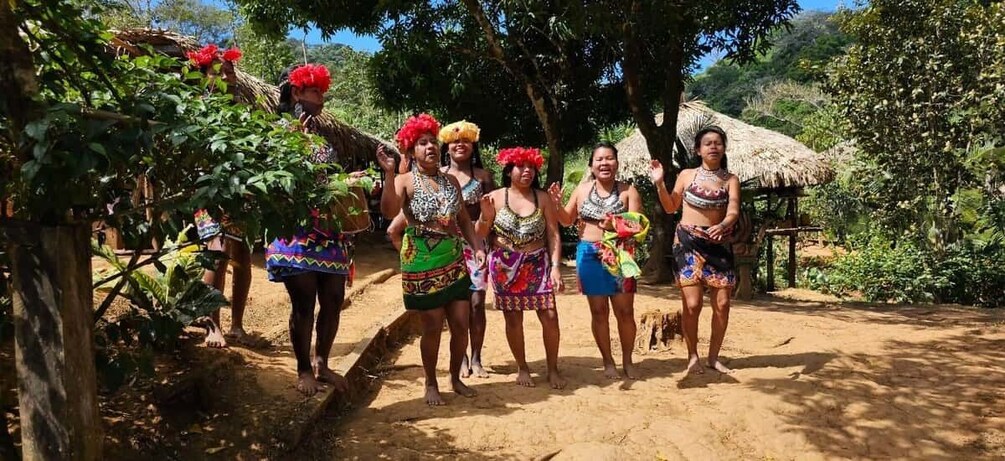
[616,102,833,189]
[109,29,397,164]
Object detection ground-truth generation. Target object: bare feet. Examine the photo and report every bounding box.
[315,360,349,393]
[425,384,445,406]
[224,327,248,340]
[547,371,567,389]
[685,355,704,376]
[516,369,536,387]
[603,362,620,379]
[297,371,323,397]
[451,379,478,398]
[460,354,472,378]
[622,362,640,380]
[470,359,490,378]
[204,326,227,348]
[708,359,734,374]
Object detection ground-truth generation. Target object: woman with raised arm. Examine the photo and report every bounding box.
[264,64,351,396]
[477,147,565,389]
[186,44,253,348]
[389,121,494,378]
[547,142,646,380]
[376,114,485,406]
[650,126,741,375]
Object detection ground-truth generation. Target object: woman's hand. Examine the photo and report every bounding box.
[550,265,564,292]
[649,159,665,185]
[706,223,728,242]
[376,145,396,173]
[599,213,614,232]
[479,195,496,223]
[547,182,564,206]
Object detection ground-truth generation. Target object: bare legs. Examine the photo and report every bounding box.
[284,272,348,396]
[462,289,490,378]
[680,284,733,375]
[587,294,638,379]
[202,237,253,347]
[502,308,564,389]
[418,299,477,406]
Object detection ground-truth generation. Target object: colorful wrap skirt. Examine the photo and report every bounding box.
[462,240,489,292]
[400,227,472,311]
[265,228,353,282]
[575,241,636,296]
[672,224,736,289]
[489,247,556,311]
[194,209,243,242]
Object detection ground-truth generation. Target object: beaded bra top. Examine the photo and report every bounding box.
[579,181,625,222]
[682,167,729,210]
[459,178,484,205]
[408,171,460,226]
[494,188,546,248]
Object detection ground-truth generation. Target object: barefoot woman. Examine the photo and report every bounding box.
[651,126,740,374]
[186,44,253,348]
[549,142,644,379]
[265,64,351,396]
[377,114,484,405]
[478,147,566,389]
[390,121,494,378]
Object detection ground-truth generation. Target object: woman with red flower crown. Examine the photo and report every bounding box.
[376,114,485,405]
[387,120,495,379]
[548,142,645,380]
[185,44,253,349]
[477,147,566,389]
[264,63,352,397]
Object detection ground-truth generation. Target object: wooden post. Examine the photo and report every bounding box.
[766,234,775,292]
[787,197,797,288]
[6,223,103,461]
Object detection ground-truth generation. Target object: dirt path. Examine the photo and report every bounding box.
[297,276,1005,460]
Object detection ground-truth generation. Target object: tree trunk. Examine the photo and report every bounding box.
[6,223,102,461]
[523,82,565,185]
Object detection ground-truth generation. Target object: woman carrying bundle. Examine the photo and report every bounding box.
[264,63,352,396]
[650,126,740,375]
[548,142,646,380]
[477,147,565,389]
[376,114,485,406]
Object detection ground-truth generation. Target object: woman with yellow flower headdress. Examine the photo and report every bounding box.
[387,119,494,379]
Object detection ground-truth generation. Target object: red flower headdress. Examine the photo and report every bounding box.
[288,64,332,94]
[186,44,242,67]
[496,147,544,170]
[395,113,441,152]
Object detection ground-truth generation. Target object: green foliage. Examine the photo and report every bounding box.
[102,0,235,44]
[232,20,294,83]
[828,0,1005,251]
[822,236,946,304]
[690,11,852,117]
[92,236,228,389]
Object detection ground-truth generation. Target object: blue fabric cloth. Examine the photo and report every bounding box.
[575,240,636,296]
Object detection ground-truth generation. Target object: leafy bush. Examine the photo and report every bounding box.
[933,243,1005,307]
[822,236,946,303]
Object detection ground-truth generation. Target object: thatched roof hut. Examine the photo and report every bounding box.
[109,29,397,165]
[616,102,833,190]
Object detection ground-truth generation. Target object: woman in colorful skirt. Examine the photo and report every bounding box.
[386,120,494,378]
[651,126,740,375]
[186,44,253,348]
[477,147,565,389]
[265,63,352,396]
[548,142,645,379]
[377,114,485,406]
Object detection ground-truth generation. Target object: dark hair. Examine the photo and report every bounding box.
[694,126,729,170]
[589,141,618,166]
[440,141,483,176]
[501,163,541,189]
[276,65,301,115]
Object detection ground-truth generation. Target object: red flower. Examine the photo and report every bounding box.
[395,113,441,152]
[496,147,544,169]
[221,48,242,62]
[187,44,242,67]
[289,63,332,94]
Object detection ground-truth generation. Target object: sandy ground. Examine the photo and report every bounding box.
[296,275,1005,460]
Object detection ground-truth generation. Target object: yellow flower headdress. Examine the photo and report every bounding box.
[438,120,480,144]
